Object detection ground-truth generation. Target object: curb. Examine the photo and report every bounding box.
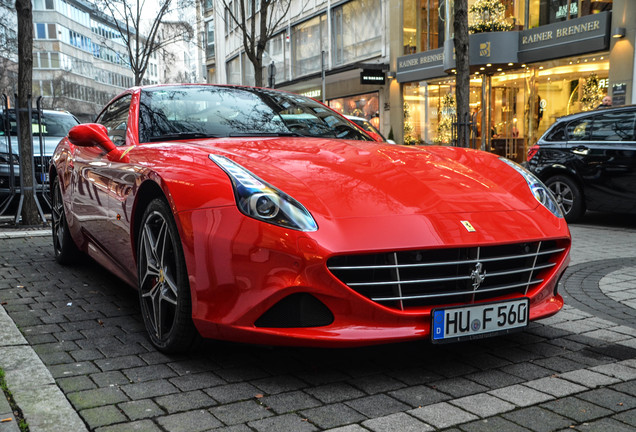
[0,306,88,431]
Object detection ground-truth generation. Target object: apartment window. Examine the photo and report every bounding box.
[206,20,215,58]
[332,0,382,66]
[292,14,327,78]
[34,23,58,39]
[266,31,288,82]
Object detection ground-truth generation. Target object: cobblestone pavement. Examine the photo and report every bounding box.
[0,212,635,432]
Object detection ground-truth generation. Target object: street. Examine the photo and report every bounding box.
[0,212,635,432]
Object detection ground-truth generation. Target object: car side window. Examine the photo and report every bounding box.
[545,123,566,141]
[589,111,636,142]
[567,118,593,141]
[96,95,132,146]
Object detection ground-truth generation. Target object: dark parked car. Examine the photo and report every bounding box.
[526,105,636,222]
[0,109,79,195]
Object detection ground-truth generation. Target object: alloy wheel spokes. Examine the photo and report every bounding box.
[140,212,178,339]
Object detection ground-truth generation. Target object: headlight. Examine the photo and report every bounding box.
[209,154,318,231]
[499,157,563,218]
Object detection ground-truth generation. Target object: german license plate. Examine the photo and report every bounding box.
[431,298,529,343]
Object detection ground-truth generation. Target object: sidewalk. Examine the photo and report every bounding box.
[0,215,635,432]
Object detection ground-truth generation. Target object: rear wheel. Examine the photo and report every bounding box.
[51,178,81,264]
[545,175,584,223]
[137,199,197,352]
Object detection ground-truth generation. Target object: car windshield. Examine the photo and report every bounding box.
[0,111,78,137]
[138,86,372,142]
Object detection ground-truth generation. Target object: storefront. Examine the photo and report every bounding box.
[396,2,613,161]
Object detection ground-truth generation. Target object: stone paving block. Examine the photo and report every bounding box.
[169,372,226,392]
[214,366,269,383]
[559,369,622,388]
[575,418,635,432]
[304,382,366,404]
[70,348,105,362]
[124,364,177,383]
[56,375,96,393]
[323,425,369,432]
[210,425,254,432]
[388,384,451,407]
[154,390,216,413]
[540,396,613,422]
[251,375,307,395]
[94,419,163,432]
[502,406,573,432]
[80,405,128,429]
[612,408,636,427]
[118,399,166,421]
[299,403,367,430]
[345,394,410,418]
[95,355,147,372]
[458,416,533,432]
[362,412,434,432]
[533,356,586,373]
[204,382,262,404]
[464,369,523,389]
[408,402,478,428]
[576,387,636,412]
[611,380,636,397]
[488,384,553,407]
[156,410,222,432]
[248,413,318,432]
[500,363,555,381]
[429,377,488,398]
[121,379,180,400]
[523,376,588,397]
[210,400,274,426]
[590,363,636,381]
[346,374,405,395]
[91,371,131,388]
[67,386,130,410]
[260,390,322,414]
[450,392,516,417]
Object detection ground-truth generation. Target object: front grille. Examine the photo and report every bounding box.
[327,241,567,310]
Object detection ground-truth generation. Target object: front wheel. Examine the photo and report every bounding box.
[545,175,584,223]
[51,178,81,265]
[137,199,197,352]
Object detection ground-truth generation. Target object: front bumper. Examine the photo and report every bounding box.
[176,206,570,347]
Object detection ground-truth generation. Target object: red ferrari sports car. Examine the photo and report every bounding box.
[50,84,570,352]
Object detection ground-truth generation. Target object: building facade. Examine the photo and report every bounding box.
[396,0,627,162]
[204,0,396,140]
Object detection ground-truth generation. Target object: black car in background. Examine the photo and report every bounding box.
[1,109,79,194]
[526,106,636,222]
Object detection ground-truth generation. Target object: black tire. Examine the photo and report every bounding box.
[545,175,585,223]
[137,198,197,352]
[51,179,81,265]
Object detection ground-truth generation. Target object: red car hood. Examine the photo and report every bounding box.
[197,137,537,220]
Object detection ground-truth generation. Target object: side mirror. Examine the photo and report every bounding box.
[68,123,129,163]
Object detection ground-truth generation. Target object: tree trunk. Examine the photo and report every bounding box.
[15,0,40,225]
[454,0,470,148]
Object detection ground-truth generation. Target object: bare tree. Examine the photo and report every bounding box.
[453,0,470,148]
[96,0,194,86]
[0,5,18,100]
[221,0,293,87]
[15,0,39,225]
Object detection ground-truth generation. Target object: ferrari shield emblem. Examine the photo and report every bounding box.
[461,221,476,232]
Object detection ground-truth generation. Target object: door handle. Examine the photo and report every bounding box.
[572,146,589,156]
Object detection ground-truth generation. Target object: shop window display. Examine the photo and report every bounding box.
[328,92,380,124]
